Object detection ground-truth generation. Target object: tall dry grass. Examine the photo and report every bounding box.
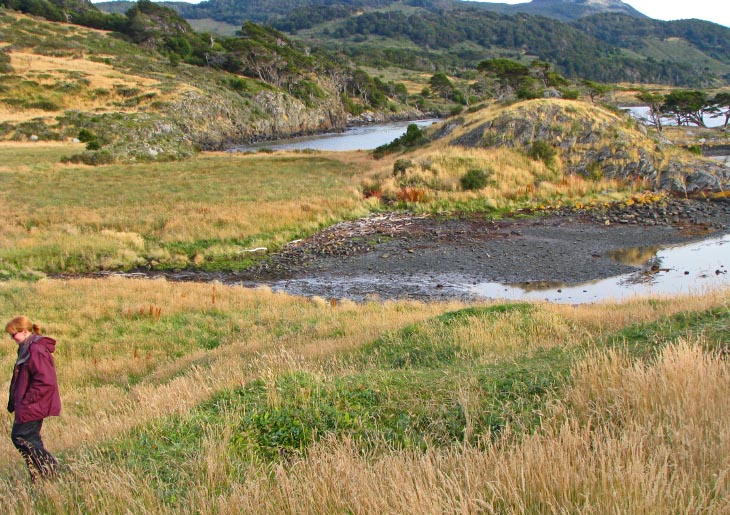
[200,339,729,515]
[2,336,725,515]
[0,278,727,514]
[1,279,726,460]
[0,277,461,468]
[374,146,639,210]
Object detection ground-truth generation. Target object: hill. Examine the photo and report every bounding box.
[490,0,646,21]
[359,98,730,205]
[289,7,730,86]
[0,8,426,162]
[95,0,730,87]
[98,0,646,26]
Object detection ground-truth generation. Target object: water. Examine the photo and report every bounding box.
[466,233,730,304]
[230,119,440,152]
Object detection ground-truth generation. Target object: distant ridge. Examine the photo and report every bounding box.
[90,0,730,86]
[95,0,648,24]
[473,0,647,22]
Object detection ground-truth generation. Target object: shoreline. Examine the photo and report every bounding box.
[61,197,730,302]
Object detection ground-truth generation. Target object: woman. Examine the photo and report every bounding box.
[5,316,61,481]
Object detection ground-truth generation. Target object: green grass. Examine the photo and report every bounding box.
[602,305,730,358]
[0,149,370,275]
[60,301,729,510]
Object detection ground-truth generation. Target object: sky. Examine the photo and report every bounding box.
[474,0,730,27]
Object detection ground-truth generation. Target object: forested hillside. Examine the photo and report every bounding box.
[0,5,427,162]
[95,0,730,87]
[309,8,717,85]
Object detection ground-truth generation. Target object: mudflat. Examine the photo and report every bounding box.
[231,197,730,301]
[100,197,730,301]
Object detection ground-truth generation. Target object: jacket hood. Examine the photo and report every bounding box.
[35,335,57,353]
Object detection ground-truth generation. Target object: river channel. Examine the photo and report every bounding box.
[230,119,441,152]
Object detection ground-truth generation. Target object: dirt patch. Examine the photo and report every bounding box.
[235,199,730,299]
[110,197,730,302]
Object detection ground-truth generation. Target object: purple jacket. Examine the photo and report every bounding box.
[8,335,62,424]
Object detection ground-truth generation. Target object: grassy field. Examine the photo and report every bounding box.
[0,135,648,280]
[0,277,727,513]
[0,144,375,277]
[0,140,729,513]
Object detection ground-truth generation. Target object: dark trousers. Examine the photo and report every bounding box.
[11,420,58,481]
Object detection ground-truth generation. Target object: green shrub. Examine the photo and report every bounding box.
[27,99,60,111]
[227,77,248,93]
[528,140,557,168]
[460,168,490,191]
[373,124,426,158]
[393,158,414,176]
[77,128,96,143]
[559,88,580,100]
[686,145,702,155]
[86,140,101,151]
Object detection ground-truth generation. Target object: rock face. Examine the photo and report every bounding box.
[56,80,349,163]
[169,89,348,149]
[446,99,730,194]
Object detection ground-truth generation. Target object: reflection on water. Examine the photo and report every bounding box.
[230,119,440,152]
[468,233,730,304]
[607,245,661,266]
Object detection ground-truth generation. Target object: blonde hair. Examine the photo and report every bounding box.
[5,316,41,335]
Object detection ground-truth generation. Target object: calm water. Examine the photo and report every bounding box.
[466,233,730,304]
[230,119,440,152]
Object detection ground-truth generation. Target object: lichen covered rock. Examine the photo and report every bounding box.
[442,99,730,193]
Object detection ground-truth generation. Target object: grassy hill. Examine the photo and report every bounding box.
[5,7,500,164]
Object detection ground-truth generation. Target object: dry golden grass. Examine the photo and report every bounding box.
[0,277,461,468]
[190,338,729,515]
[1,51,173,123]
[2,330,726,514]
[0,278,726,469]
[372,144,644,209]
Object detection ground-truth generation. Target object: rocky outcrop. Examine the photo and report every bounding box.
[445,99,730,194]
[169,88,348,149]
[55,81,349,163]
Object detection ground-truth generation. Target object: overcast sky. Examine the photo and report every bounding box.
[474,0,730,27]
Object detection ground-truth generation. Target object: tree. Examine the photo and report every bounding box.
[636,90,665,131]
[429,72,454,99]
[711,92,730,127]
[477,58,530,96]
[662,90,710,127]
[582,80,612,104]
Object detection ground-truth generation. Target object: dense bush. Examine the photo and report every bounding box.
[373,124,427,158]
[528,140,558,168]
[393,158,414,176]
[460,168,490,191]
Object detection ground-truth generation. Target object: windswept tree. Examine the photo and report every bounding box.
[582,80,612,104]
[712,91,730,127]
[662,90,710,127]
[636,90,665,131]
[477,58,531,97]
